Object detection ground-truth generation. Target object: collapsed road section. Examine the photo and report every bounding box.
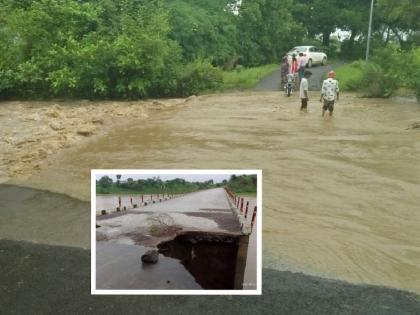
[95,187,257,290]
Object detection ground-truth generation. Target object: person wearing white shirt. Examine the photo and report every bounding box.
[299,70,312,112]
[320,70,340,117]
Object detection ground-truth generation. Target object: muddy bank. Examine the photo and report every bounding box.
[0,98,188,184]
[2,239,419,314]
[0,184,90,248]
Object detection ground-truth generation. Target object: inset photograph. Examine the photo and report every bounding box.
[91,170,261,294]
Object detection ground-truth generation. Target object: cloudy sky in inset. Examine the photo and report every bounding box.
[95,174,247,183]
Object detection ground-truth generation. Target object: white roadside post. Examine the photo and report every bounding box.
[366,0,374,61]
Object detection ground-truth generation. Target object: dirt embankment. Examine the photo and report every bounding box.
[0,97,194,183]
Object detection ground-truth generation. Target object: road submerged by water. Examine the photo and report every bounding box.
[11,90,419,293]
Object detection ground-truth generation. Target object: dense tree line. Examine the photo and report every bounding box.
[96,175,221,194]
[227,174,257,194]
[96,174,257,195]
[1,0,418,99]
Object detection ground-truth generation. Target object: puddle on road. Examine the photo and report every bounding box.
[12,92,420,293]
[96,241,202,290]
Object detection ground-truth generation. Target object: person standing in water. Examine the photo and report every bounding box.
[320,70,339,117]
[299,70,312,112]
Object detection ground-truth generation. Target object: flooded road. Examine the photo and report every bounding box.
[12,91,420,293]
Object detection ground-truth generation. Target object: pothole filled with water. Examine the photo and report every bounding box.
[157,232,240,289]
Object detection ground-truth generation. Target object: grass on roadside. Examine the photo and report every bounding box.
[334,62,364,91]
[234,191,257,197]
[221,64,279,91]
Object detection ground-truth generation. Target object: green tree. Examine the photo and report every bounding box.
[116,174,122,186]
[292,0,342,46]
[0,0,183,98]
[227,174,257,194]
[377,0,420,47]
[165,0,239,66]
[238,0,304,66]
[98,175,113,188]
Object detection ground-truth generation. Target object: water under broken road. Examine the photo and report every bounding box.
[2,91,420,294]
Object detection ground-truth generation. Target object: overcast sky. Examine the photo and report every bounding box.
[95,174,245,183]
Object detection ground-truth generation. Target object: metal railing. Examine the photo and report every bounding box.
[224,187,257,233]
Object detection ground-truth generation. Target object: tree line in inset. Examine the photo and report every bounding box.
[96,174,256,195]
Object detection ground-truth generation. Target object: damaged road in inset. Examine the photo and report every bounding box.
[95,187,254,290]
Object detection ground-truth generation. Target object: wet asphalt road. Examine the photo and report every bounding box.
[1,239,419,314]
[255,63,345,92]
[130,187,231,213]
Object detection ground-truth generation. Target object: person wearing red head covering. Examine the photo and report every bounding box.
[320,70,340,117]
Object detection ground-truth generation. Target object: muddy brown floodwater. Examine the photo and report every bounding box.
[6,91,420,294]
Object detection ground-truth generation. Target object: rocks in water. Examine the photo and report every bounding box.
[152,100,166,107]
[151,100,173,111]
[49,122,64,131]
[91,118,104,124]
[141,250,159,264]
[25,113,41,121]
[77,125,96,136]
[407,122,420,129]
[13,137,37,146]
[46,109,60,118]
[184,95,197,103]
